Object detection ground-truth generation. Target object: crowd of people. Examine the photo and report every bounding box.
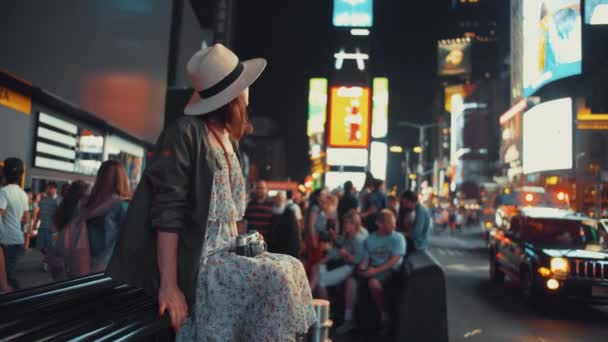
[0,157,131,292]
[243,174,433,336]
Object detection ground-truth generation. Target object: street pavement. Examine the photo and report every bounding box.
[432,225,608,342]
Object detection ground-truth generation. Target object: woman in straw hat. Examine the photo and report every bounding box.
[106,44,316,340]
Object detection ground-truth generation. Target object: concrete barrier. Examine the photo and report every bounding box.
[395,250,448,342]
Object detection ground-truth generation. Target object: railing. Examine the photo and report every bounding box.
[0,273,173,341]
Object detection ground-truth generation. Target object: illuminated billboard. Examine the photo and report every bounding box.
[328,86,371,148]
[371,77,388,138]
[523,98,573,174]
[370,141,387,181]
[437,38,472,76]
[333,0,373,27]
[522,0,582,97]
[307,78,328,136]
[586,0,608,24]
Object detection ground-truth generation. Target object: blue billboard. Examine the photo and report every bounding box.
[333,0,373,28]
[522,0,582,97]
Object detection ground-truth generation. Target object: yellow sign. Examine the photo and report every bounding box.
[328,86,371,148]
[0,86,31,115]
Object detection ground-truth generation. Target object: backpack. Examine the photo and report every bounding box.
[47,198,122,280]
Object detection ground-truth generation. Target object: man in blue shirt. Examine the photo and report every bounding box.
[399,190,432,252]
[358,209,406,335]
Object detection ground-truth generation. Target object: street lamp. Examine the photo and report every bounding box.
[390,145,412,190]
[397,121,447,190]
[389,145,404,153]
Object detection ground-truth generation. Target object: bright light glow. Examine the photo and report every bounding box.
[550,257,570,278]
[350,28,370,36]
[523,98,573,174]
[36,142,76,160]
[37,127,77,147]
[35,156,75,173]
[39,112,78,135]
[333,0,373,27]
[334,49,369,70]
[389,145,403,153]
[485,221,493,229]
[557,192,566,201]
[308,78,328,136]
[326,148,368,166]
[413,146,423,154]
[372,78,388,138]
[525,193,534,202]
[538,267,552,277]
[499,99,527,125]
[409,173,417,180]
[104,135,145,160]
[370,141,387,180]
[546,279,560,290]
[325,171,367,190]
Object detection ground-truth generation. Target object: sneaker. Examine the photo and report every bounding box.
[336,320,356,335]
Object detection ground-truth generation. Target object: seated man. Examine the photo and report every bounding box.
[357,209,406,336]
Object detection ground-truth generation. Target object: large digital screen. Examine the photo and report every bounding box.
[523,98,573,174]
[307,78,328,136]
[586,0,608,24]
[437,38,472,76]
[328,86,371,148]
[522,0,582,97]
[333,0,373,27]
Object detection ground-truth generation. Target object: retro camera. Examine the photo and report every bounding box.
[236,231,267,257]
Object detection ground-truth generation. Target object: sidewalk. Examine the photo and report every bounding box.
[14,248,54,289]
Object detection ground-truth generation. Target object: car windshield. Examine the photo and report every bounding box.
[521,218,601,248]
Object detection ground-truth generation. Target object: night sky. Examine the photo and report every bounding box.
[235,1,450,182]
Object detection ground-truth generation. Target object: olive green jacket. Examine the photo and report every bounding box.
[106,116,241,309]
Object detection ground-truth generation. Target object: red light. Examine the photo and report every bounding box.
[557,192,566,201]
[525,193,534,202]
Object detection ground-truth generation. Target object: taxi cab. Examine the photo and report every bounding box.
[489,207,608,303]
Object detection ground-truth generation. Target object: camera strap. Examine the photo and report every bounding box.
[208,125,233,194]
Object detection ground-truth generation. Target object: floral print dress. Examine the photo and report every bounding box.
[177,128,316,342]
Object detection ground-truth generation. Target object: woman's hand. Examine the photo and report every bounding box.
[158,284,189,332]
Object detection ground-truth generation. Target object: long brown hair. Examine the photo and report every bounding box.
[204,93,252,140]
[53,180,89,230]
[86,160,131,210]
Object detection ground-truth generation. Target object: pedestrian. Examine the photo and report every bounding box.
[338,181,358,229]
[105,43,315,340]
[84,160,131,272]
[286,190,303,231]
[309,209,368,335]
[398,190,432,252]
[35,182,59,269]
[361,179,387,232]
[357,209,406,336]
[269,191,300,258]
[305,188,328,275]
[244,180,274,238]
[47,180,89,280]
[0,158,30,290]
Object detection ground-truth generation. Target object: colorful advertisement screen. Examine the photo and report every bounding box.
[437,39,472,76]
[523,98,573,174]
[586,0,608,24]
[307,78,328,136]
[328,86,371,148]
[333,0,373,27]
[522,0,582,97]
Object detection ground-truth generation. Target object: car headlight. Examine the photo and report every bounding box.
[550,257,570,278]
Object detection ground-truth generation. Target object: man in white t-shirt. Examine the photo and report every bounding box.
[0,158,30,289]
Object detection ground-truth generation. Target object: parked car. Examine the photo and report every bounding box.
[489,207,608,304]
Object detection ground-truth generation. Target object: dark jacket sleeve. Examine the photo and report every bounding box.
[145,121,194,232]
